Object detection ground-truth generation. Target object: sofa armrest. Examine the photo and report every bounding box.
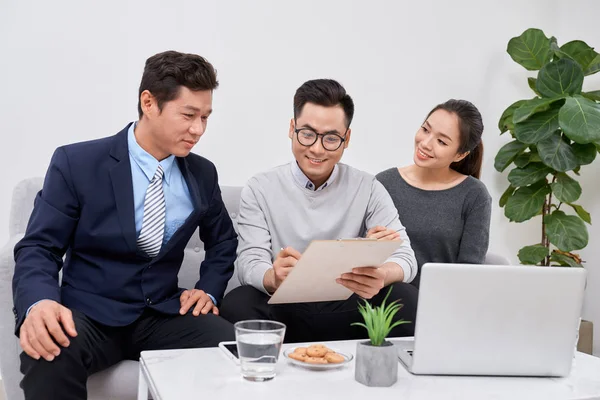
[0,235,26,400]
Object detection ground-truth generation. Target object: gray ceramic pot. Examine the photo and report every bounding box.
[355,340,398,387]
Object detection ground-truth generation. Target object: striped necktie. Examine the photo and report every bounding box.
[137,165,166,257]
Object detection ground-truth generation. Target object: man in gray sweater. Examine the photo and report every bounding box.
[220,79,418,342]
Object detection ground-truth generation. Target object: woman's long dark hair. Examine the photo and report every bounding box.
[426,99,484,179]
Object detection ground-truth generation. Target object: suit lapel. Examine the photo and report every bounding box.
[178,157,204,215]
[109,125,138,254]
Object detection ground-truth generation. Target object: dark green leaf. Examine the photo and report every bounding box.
[597,143,600,153]
[537,132,579,171]
[560,41,600,72]
[518,244,549,264]
[494,140,528,172]
[513,97,564,123]
[536,58,584,97]
[559,95,600,144]
[505,180,551,222]
[527,78,541,96]
[544,210,588,251]
[498,100,528,133]
[508,163,552,187]
[514,104,561,143]
[551,173,581,203]
[584,54,600,76]
[552,43,571,61]
[507,28,552,71]
[550,36,569,59]
[573,166,581,175]
[514,153,531,168]
[514,151,541,167]
[582,90,600,101]
[572,142,598,165]
[499,185,516,207]
[550,252,583,267]
[567,203,592,224]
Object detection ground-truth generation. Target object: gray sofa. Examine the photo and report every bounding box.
[0,177,515,400]
[0,177,243,400]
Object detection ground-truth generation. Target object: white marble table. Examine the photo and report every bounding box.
[138,338,600,400]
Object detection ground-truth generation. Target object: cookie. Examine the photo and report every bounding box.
[304,356,328,364]
[306,345,328,357]
[292,347,308,356]
[324,352,345,364]
[288,352,308,361]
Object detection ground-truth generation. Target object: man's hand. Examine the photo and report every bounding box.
[336,266,388,299]
[180,289,218,316]
[19,300,78,362]
[366,225,400,241]
[263,247,302,293]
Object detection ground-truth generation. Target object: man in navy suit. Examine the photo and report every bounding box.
[12,51,238,399]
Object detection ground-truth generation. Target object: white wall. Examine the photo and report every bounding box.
[0,0,599,352]
[554,1,600,355]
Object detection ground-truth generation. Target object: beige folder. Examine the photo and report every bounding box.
[268,239,403,304]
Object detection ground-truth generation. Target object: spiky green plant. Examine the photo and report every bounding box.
[351,287,410,346]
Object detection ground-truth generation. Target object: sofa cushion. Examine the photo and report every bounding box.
[178,185,243,294]
[1,178,243,400]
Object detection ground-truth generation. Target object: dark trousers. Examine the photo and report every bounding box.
[220,283,418,343]
[19,308,234,400]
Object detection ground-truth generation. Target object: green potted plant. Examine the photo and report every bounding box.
[495,28,599,354]
[496,28,600,267]
[352,287,410,387]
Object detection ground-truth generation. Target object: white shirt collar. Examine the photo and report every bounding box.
[290,161,338,191]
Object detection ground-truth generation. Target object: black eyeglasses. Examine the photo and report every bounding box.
[294,122,348,151]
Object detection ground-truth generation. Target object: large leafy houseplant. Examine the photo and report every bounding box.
[496,28,600,267]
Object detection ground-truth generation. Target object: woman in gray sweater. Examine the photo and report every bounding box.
[377,99,492,288]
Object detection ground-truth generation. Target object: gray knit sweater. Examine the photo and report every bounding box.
[376,168,492,288]
[236,162,418,293]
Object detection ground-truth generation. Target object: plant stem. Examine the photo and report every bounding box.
[542,199,548,266]
[542,176,556,266]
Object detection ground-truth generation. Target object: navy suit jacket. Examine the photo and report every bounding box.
[12,124,238,333]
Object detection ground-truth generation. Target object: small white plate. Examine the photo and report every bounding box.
[283,347,353,370]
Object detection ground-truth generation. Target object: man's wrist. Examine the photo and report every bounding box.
[263,268,276,294]
[207,294,216,305]
[26,300,48,317]
[382,262,403,285]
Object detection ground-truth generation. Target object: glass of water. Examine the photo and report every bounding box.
[234,320,286,381]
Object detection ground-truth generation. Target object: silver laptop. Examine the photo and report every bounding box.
[395,263,586,377]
